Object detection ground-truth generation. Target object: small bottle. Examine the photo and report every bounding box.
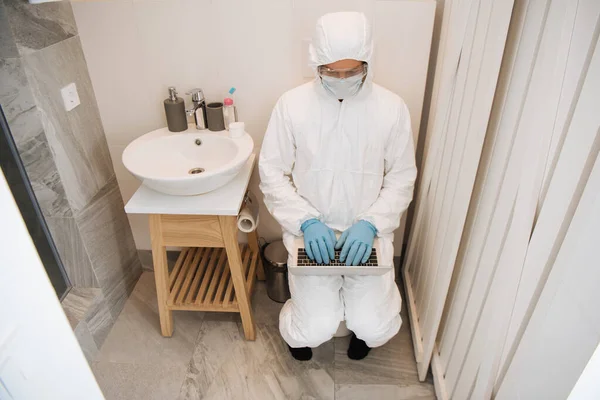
[164,87,187,132]
[223,97,237,130]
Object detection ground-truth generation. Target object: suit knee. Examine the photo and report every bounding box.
[280,301,342,347]
[346,307,402,347]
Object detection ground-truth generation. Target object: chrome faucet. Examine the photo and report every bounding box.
[186,88,207,130]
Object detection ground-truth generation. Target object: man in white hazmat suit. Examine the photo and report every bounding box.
[259,11,417,361]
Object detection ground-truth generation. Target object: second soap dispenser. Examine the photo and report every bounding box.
[164,87,187,132]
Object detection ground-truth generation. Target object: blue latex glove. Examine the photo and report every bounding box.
[301,219,336,264]
[335,220,377,266]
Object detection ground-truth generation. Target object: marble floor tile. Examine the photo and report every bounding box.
[335,384,436,400]
[333,315,427,387]
[178,321,334,400]
[4,0,77,55]
[250,281,285,325]
[97,272,204,367]
[92,361,188,400]
[91,272,434,400]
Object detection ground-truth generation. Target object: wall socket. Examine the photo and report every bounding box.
[60,82,80,112]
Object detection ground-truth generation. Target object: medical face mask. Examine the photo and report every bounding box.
[321,74,365,100]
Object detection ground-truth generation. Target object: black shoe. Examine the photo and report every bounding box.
[347,333,371,360]
[288,345,312,361]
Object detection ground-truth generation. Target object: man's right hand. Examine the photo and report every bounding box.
[300,219,336,264]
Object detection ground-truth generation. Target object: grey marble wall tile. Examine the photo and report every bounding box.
[3,0,77,55]
[0,2,18,58]
[75,176,141,315]
[85,293,115,349]
[17,131,72,217]
[102,257,142,320]
[23,35,113,212]
[0,57,43,145]
[62,287,102,328]
[0,58,73,217]
[74,321,99,364]
[46,217,98,287]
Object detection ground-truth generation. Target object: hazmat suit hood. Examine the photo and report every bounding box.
[309,12,374,93]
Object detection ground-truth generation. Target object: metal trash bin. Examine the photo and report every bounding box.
[261,240,291,303]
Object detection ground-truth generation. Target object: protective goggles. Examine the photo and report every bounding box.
[317,63,367,79]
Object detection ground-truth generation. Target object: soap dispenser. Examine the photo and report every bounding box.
[164,87,187,132]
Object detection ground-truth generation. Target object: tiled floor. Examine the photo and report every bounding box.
[91,272,435,400]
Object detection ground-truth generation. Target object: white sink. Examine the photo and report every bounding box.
[123,126,253,196]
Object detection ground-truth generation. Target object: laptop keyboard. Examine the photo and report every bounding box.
[296,248,379,266]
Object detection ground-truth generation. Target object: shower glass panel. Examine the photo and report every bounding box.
[0,106,70,298]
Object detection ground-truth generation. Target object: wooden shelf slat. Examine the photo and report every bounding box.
[194,249,221,305]
[204,250,227,305]
[166,245,260,312]
[176,248,204,305]
[168,248,196,303]
[169,247,190,289]
[185,247,213,304]
[169,303,240,312]
[214,262,230,305]
[223,273,235,307]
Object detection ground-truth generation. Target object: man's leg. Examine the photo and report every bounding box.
[342,269,402,349]
[279,273,344,349]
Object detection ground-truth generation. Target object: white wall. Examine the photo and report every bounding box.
[72,0,435,253]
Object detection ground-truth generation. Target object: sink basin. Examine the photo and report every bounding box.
[123,126,253,195]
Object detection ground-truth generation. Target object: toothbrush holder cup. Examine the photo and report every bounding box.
[206,102,225,131]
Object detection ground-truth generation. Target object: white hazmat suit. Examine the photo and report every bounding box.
[259,12,417,348]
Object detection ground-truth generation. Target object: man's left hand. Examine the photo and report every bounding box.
[335,220,377,266]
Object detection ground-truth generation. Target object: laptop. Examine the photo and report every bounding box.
[288,236,392,276]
